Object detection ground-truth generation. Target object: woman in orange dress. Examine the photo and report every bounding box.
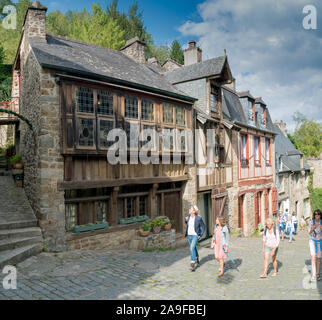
[211,217,229,276]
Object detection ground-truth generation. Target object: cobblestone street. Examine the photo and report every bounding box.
[0,230,321,300]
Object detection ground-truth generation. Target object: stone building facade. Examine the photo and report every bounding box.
[274,122,311,220]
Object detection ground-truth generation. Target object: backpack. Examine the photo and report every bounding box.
[264,226,277,239]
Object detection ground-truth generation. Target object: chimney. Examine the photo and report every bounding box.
[184,40,202,66]
[274,120,288,137]
[120,36,146,64]
[147,57,161,67]
[23,1,47,42]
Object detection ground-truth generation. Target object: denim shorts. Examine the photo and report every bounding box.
[264,245,278,256]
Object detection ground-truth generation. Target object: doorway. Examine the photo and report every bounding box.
[197,192,212,240]
[238,194,244,232]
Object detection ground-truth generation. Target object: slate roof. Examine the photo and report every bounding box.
[255,97,267,106]
[273,125,310,173]
[222,87,276,134]
[29,34,195,102]
[163,56,227,84]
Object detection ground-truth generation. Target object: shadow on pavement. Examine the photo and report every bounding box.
[267,260,283,275]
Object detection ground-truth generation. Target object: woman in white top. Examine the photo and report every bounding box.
[260,218,280,278]
[308,209,321,282]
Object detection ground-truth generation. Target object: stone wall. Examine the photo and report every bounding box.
[67,228,176,251]
[20,34,66,251]
[307,158,322,189]
[182,165,197,215]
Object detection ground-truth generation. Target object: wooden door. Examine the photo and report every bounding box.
[163,191,182,233]
[238,195,244,232]
[254,192,259,229]
[211,188,227,227]
[264,189,269,219]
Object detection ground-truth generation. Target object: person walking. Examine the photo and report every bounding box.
[211,216,229,277]
[308,209,321,282]
[260,218,280,278]
[292,212,298,235]
[278,212,286,240]
[300,216,306,231]
[286,215,295,242]
[185,205,206,272]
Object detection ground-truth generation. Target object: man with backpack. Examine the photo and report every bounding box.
[260,218,280,278]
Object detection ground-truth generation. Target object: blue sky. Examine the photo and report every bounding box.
[43,0,202,45]
[31,1,322,131]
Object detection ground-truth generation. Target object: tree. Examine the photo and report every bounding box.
[169,40,184,65]
[289,111,322,158]
[0,43,4,64]
[148,44,170,64]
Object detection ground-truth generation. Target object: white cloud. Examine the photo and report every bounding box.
[179,0,322,132]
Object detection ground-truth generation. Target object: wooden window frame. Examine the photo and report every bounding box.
[254,135,261,167]
[240,133,249,167]
[265,138,271,166]
[210,85,220,113]
[124,95,139,119]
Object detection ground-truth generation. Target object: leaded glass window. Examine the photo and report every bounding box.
[177,129,186,150]
[125,96,138,118]
[176,106,186,126]
[96,201,107,223]
[78,118,94,146]
[141,100,154,121]
[125,122,139,148]
[99,119,114,148]
[163,128,174,150]
[126,197,136,218]
[65,204,77,231]
[163,103,174,124]
[76,87,94,113]
[139,196,146,216]
[97,90,113,115]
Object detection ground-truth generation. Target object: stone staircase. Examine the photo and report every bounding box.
[0,154,9,176]
[0,174,43,269]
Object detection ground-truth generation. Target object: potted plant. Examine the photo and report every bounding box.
[139,221,151,237]
[151,218,163,234]
[163,218,174,231]
[9,153,24,169]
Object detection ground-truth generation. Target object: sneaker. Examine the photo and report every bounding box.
[190,262,196,271]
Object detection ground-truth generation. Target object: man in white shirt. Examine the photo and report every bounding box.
[185,205,206,271]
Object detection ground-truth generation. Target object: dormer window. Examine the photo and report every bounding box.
[210,86,219,113]
[248,100,254,121]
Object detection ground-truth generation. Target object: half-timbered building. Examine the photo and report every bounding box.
[11,2,197,251]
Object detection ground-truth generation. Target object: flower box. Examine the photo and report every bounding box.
[73,221,109,234]
[119,215,149,225]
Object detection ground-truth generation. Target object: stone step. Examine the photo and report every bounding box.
[0,220,38,231]
[0,236,43,252]
[0,227,42,241]
[0,244,43,269]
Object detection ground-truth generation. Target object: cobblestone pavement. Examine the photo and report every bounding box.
[0,230,321,300]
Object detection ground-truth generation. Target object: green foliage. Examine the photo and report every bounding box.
[308,172,322,213]
[151,218,163,227]
[290,112,322,158]
[169,40,184,65]
[141,220,151,231]
[9,153,22,165]
[0,43,4,64]
[148,44,170,64]
[0,108,33,129]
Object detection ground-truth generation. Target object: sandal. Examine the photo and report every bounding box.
[272,272,278,277]
[317,274,321,281]
[260,274,267,278]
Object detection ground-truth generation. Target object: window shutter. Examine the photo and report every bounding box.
[272,187,277,214]
[264,189,268,219]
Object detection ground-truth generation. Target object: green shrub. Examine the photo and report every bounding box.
[142,221,151,231]
[9,153,23,165]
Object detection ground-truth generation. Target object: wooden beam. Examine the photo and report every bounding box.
[110,187,119,226]
[57,175,188,190]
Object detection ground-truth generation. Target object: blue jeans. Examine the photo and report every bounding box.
[188,235,199,263]
[294,223,298,235]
